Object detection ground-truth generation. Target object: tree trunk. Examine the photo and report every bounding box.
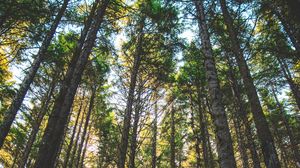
[232,115,249,168]
[271,85,300,167]
[266,1,300,53]
[277,57,300,110]
[204,115,215,168]
[204,96,216,167]
[118,17,145,168]
[128,83,142,168]
[170,105,176,168]
[69,103,87,168]
[63,3,100,167]
[196,87,210,168]
[191,106,204,168]
[271,122,288,167]
[189,103,201,168]
[55,106,74,167]
[79,123,92,168]
[33,1,109,167]
[151,97,158,168]
[219,0,280,167]
[226,55,261,168]
[62,91,86,168]
[12,145,21,168]
[75,85,97,167]
[18,72,58,168]
[0,0,69,148]
[194,1,237,167]
[275,11,300,52]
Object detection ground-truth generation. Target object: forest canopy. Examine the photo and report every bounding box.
[0,0,299,167]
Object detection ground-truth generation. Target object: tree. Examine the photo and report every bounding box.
[219,0,280,167]
[194,1,237,167]
[0,0,70,148]
[34,1,109,167]
[1,0,300,167]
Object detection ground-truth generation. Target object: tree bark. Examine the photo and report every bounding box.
[275,13,300,52]
[75,85,97,167]
[189,100,201,168]
[219,0,280,167]
[0,0,69,148]
[33,1,109,167]
[62,91,86,168]
[79,123,92,168]
[151,97,158,168]
[12,145,21,168]
[277,57,300,110]
[226,55,261,168]
[128,83,142,168]
[18,71,58,168]
[69,102,87,168]
[54,106,74,167]
[196,87,210,168]
[271,121,288,167]
[194,1,237,167]
[266,2,300,53]
[118,16,145,168]
[271,85,300,167]
[170,105,176,168]
[204,96,216,167]
[232,114,249,168]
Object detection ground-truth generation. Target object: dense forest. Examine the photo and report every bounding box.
[0,0,299,167]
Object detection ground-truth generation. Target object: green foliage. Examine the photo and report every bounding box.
[1,0,300,167]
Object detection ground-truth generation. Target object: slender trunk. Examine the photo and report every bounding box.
[151,98,158,168]
[55,106,74,167]
[170,105,176,168]
[179,151,182,168]
[226,55,261,168]
[196,87,209,168]
[18,73,57,168]
[204,115,215,168]
[69,103,87,168]
[194,1,237,167]
[219,0,280,167]
[276,12,300,52]
[204,96,215,167]
[266,2,300,52]
[0,0,69,148]
[271,85,300,167]
[191,111,200,168]
[287,79,300,111]
[118,17,145,168]
[79,123,92,168]
[62,92,86,168]
[207,131,214,167]
[75,86,97,167]
[244,120,261,168]
[12,147,20,168]
[33,1,109,167]
[277,57,300,110]
[272,123,288,167]
[189,103,201,168]
[128,84,142,168]
[232,115,249,168]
